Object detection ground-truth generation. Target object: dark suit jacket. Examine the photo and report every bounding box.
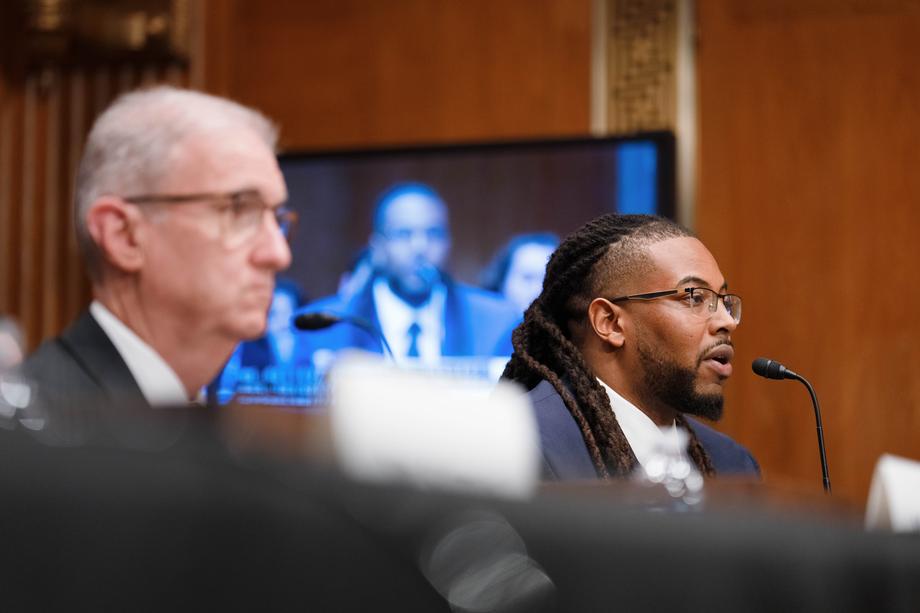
[21,311,152,445]
[528,379,760,480]
[300,275,520,358]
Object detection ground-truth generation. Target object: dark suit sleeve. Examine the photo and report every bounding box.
[741,448,761,477]
[528,381,599,481]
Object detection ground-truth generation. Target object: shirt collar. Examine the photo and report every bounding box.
[596,378,687,468]
[90,301,194,407]
[372,278,446,362]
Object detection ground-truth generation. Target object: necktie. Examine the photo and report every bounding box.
[406,322,421,358]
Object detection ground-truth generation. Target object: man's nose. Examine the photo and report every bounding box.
[710,298,738,333]
[252,213,292,270]
[408,230,433,253]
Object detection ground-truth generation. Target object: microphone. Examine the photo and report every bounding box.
[294,312,340,331]
[751,357,796,380]
[294,311,394,359]
[752,357,831,494]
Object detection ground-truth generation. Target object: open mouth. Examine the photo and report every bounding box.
[702,344,734,376]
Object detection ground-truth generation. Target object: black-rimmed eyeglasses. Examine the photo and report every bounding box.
[608,287,742,324]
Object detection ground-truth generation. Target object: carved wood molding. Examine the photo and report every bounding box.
[605,0,678,133]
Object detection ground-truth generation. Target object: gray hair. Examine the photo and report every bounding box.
[74,85,279,280]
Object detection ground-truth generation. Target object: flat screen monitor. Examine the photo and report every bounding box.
[212,132,676,407]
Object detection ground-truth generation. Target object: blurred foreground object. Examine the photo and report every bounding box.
[866,454,920,533]
[1,419,919,612]
[329,354,540,499]
[633,426,704,511]
[0,316,25,370]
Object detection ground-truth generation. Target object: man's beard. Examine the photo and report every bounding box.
[636,338,724,421]
[386,266,440,307]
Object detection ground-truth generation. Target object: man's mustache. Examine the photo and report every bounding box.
[696,338,733,367]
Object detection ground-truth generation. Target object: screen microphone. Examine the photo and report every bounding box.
[752,357,831,493]
[293,312,341,331]
[293,311,395,359]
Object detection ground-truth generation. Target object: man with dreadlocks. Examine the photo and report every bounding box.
[502,214,759,480]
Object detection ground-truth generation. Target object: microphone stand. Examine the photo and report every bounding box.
[295,312,395,360]
[788,372,831,494]
[345,316,396,361]
[752,358,831,494]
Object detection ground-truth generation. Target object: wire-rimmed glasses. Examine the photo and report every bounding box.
[608,287,742,324]
[123,189,297,248]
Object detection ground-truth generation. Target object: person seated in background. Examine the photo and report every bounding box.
[23,86,294,411]
[480,232,559,314]
[501,214,759,480]
[301,182,520,366]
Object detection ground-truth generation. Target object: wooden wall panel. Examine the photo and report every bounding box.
[198,0,595,301]
[0,65,189,350]
[696,0,920,506]
[203,0,592,151]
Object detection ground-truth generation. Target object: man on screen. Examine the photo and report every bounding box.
[501,214,759,479]
[23,86,294,414]
[303,182,519,366]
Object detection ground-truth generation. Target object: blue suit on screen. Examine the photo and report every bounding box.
[300,275,520,360]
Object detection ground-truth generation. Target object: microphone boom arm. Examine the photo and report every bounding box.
[752,357,831,494]
[788,372,831,494]
[294,312,395,360]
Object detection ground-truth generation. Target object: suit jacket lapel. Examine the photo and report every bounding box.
[59,311,150,409]
[349,281,386,353]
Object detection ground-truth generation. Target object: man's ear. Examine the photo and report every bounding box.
[587,298,626,348]
[85,197,146,273]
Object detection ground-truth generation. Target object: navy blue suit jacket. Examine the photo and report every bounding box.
[300,275,520,358]
[528,379,760,480]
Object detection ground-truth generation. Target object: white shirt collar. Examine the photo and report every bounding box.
[372,278,446,363]
[596,378,689,468]
[90,301,193,407]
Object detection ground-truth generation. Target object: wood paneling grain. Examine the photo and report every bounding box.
[203,0,592,151]
[696,0,920,507]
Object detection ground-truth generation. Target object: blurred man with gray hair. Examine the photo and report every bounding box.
[23,86,295,411]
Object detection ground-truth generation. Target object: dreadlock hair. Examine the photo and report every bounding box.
[501,214,715,479]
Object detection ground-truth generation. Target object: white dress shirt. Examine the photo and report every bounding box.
[372,278,446,363]
[90,301,193,406]
[597,378,690,468]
